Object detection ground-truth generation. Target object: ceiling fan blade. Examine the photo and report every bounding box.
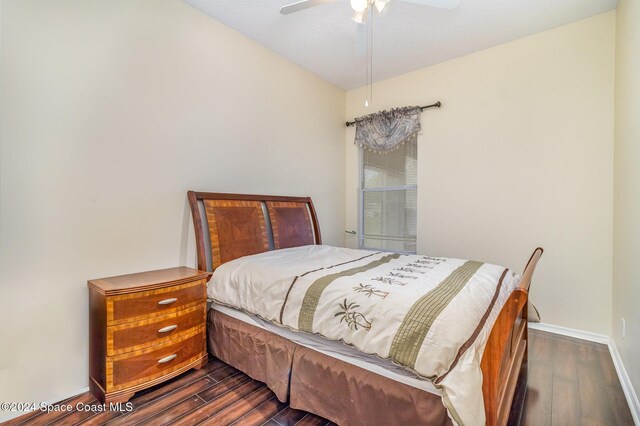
[397,0,460,10]
[280,0,338,15]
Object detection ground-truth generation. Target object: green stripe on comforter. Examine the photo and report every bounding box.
[389,260,484,368]
[298,253,401,332]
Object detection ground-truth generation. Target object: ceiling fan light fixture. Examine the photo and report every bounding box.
[350,0,369,12]
[373,0,390,12]
[352,10,366,23]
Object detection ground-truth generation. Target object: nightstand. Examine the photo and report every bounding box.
[88,267,211,403]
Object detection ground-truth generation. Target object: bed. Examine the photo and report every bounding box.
[187,191,543,426]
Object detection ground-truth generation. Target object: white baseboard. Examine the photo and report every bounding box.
[0,386,90,423]
[609,340,640,425]
[528,321,611,344]
[529,322,639,425]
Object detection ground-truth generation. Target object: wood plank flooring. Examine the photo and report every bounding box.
[2,330,633,426]
[521,330,634,426]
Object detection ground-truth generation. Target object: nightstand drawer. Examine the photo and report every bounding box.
[107,328,206,391]
[107,279,206,325]
[107,303,206,356]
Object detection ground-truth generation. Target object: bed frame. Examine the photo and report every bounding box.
[187,191,542,426]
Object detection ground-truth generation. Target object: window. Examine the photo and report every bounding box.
[359,135,417,253]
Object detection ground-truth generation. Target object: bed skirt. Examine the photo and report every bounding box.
[207,309,452,426]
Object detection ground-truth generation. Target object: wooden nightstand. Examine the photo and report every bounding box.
[88,267,211,403]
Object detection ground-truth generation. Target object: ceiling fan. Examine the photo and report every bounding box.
[280,0,460,23]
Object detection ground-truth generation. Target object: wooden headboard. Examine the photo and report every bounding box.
[187,191,322,272]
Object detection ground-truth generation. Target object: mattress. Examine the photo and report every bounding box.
[211,301,440,395]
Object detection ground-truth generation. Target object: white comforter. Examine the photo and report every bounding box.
[209,245,519,426]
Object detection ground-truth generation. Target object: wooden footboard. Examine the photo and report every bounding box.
[481,248,543,426]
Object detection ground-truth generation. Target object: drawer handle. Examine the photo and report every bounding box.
[158,354,177,364]
[158,298,177,305]
[158,325,178,333]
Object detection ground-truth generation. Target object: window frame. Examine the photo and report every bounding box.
[357,145,418,254]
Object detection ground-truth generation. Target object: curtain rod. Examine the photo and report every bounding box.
[345,101,442,127]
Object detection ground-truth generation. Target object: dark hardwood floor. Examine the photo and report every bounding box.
[2,330,633,426]
[521,330,634,426]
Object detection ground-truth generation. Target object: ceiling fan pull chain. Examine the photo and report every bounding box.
[365,6,374,107]
[370,6,374,106]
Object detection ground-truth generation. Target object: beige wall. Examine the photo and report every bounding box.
[613,0,640,399]
[0,0,344,420]
[0,0,626,419]
[346,12,616,335]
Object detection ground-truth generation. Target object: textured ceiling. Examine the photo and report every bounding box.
[184,0,617,90]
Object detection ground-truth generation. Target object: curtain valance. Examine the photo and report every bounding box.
[354,106,421,153]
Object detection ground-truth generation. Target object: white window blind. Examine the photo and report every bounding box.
[359,135,417,253]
